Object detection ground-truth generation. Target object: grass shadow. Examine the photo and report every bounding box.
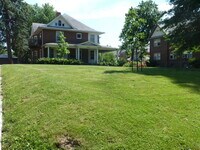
[136,67,200,94]
[104,67,200,94]
[104,70,132,74]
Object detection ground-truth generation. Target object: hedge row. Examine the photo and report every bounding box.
[189,58,200,68]
[36,58,83,65]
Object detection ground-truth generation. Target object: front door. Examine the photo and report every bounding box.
[88,50,95,64]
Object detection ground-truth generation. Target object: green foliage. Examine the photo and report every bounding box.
[189,58,200,68]
[163,0,200,53]
[117,58,127,66]
[120,1,161,49]
[0,0,33,63]
[99,52,118,66]
[56,32,70,58]
[120,0,161,71]
[37,58,83,65]
[30,3,56,24]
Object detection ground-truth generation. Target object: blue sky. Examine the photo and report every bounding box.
[25,0,171,48]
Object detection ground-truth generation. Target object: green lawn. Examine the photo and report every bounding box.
[2,65,200,150]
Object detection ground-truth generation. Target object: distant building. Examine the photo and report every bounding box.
[149,26,200,67]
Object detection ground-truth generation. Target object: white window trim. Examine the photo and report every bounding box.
[154,38,161,47]
[76,33,82,39]
[153,53,161,60]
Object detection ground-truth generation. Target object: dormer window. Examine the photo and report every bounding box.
[58,20,62,26]
[76,33,82,39]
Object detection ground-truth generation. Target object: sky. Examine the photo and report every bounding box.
[24,0,172,48]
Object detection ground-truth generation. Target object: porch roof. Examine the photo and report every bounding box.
[43,41,118,51]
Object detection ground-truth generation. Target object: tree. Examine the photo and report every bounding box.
[56,32,69,58]
[120,0,161,71]
[30,3,56,24]
[163,0,200,54]
[0,0,33,63]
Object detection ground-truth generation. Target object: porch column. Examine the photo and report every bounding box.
[76,48,78,59]
[77,48,80,60]
[96,49,99,64]
[47,47,50,58]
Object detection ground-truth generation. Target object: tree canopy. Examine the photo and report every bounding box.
[163,0,200,53]
[120,0,161,71]
[0,1,56,63]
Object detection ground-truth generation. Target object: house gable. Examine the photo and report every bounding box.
[151,26,165,38]
[47,15,72,29]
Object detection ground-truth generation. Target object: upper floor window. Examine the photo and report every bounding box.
[154,38,161,47]
[76,33,82,39]
[153,53,161,60]
[90,34,95,43]
[58,20,62,26]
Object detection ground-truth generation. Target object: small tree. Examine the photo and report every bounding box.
[56,32,69,58]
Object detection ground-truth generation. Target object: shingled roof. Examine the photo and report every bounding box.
[62,14,98,32]
[31,14,103,36]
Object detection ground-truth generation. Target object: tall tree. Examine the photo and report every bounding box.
[163,0,200,53]
[120,0,161,71]
[31,3,56,24]
[0,0,32,63]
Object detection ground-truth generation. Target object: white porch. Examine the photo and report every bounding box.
[41,41,117,64]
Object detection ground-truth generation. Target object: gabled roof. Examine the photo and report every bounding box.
[31,14,104,36]
[31,23,47,36]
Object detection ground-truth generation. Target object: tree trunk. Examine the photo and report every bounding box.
[136,49,138,72]
[131,49,134,72]
[141,56,143,71]
[3,1,13,64]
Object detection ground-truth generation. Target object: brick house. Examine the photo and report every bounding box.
[149,26,199,67]
[29,13,117,64]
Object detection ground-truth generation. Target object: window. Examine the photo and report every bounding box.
[58,20,62,26]
[62,23,65,26]
[153,53,161,60]
[90,34,95,43]
[154,38,161,47]
[76,33,82,39]
[170,53,176,60]
[183,52,193,59]
[97,35,100,43]
[90,50,94,60]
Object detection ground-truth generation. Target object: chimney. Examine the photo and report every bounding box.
[56,11,61,16]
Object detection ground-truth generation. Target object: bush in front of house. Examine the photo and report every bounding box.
[36,58,83,65]
[117,58,127,66]
[189,58,200,68]
[99,52,118,66]
[146,60,158,67]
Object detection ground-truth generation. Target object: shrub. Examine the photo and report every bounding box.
[99,53,118,66]
[146,60,158,67]
[117,58,127,66]
[36,58,83,65]
[189,58,200,68]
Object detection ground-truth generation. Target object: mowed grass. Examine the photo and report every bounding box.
[2,65,200,149]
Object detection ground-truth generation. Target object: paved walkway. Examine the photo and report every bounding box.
[0,66,2,150]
